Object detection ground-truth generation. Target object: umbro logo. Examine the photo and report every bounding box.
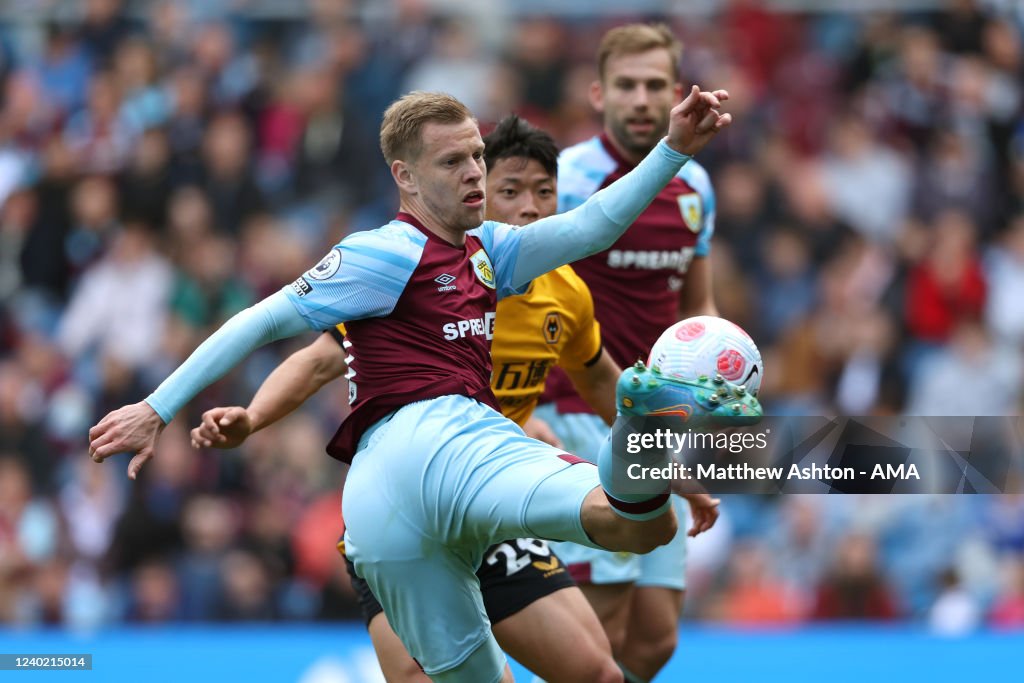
[435,273,457,292]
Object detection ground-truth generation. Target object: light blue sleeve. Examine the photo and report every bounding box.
[682,161,716,258]
[144,291,309,423]
[499,140,691,289]
[471,221,527,299]
[144,226,424,423]
[695,204,715,257]
[284,227,424,330]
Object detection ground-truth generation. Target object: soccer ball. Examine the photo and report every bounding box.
[646,316,763,396]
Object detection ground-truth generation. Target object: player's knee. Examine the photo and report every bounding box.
[646,628,678,670]
[622,626,678,678]
[603,661,627,683]
[564,655,624,683]
[591,660,625,683]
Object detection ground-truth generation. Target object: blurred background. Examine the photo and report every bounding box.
[0,0,1022,675]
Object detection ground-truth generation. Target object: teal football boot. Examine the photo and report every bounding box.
[616,360,763,425]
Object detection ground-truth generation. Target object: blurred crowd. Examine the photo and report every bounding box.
[0,0,1022,634]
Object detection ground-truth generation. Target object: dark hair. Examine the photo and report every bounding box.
[483,115,559,178]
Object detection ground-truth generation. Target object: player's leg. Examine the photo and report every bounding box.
[577,583,634,657]
[617,497,689,681]
[343,401,512,683]
[410,392,679,674]
[350,516,509,683]
[367,612,432,683]
[476,537,621,683]
[343,394,668,682]
[341,550,430,682]
[617,586,683,682]
[494,586,621,683]
[531,408,642,654]
[457,404,676,555]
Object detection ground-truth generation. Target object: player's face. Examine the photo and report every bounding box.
[485,157,557,226]
[411,118,487,233]
[593,48,682,158]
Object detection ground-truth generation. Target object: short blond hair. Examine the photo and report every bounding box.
[379,92,474,165]
[597,23,682,81]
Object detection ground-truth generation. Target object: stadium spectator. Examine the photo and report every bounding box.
[195,111,266,235]
[819,114,912,245]
[989,555,1024,629]
[214,549,279,621]
[63,70,138,174]
[56,221,172,383]
[907,322,1023,416]
[904,209,987,346]
[126,557,181,623]
[118,128,173,232]
[714,542,802,625]
[812,533,900,621]
[0,456,60,622]
[929,568,982,635]
[984,214,1024,345]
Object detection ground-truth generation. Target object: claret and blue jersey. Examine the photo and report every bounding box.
[544,133,716,414]
[272,140,697,462]
[284,211,530,462]
[139,137,696,679]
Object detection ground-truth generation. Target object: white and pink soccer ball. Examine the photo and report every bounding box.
[647,316,763,395]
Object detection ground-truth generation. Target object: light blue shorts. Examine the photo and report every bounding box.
[533,405,687,591]
[342,395,602,680]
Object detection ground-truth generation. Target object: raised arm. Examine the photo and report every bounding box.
[504,86,730,288]
[88,228,418,479]
[88,291,309,478]
[564,348,620,426]
[191,332,347,449]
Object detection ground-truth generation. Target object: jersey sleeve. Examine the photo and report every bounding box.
[681,161,716,258]
[556,271,603,371]
[557,141,610,214]
[470,220,529,299]
[146,291,309,423]
[283,229,422,330]
[513,141,691,288]
[326,323,347,347]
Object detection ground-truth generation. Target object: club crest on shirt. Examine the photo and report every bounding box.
[469,249,495,289]
[543,312,562,344]
[677,193,702,233]
[307,248,342,280]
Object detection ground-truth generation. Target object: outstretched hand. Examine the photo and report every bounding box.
[681,492,721,537]
[523,415,564,449]
[190,406,254,450]
[666,85,732,157]
[88,401,166,480]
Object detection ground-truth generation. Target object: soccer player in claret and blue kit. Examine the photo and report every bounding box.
[88,82,732,682]
[534,23,725,683]
[190,115,650,683]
